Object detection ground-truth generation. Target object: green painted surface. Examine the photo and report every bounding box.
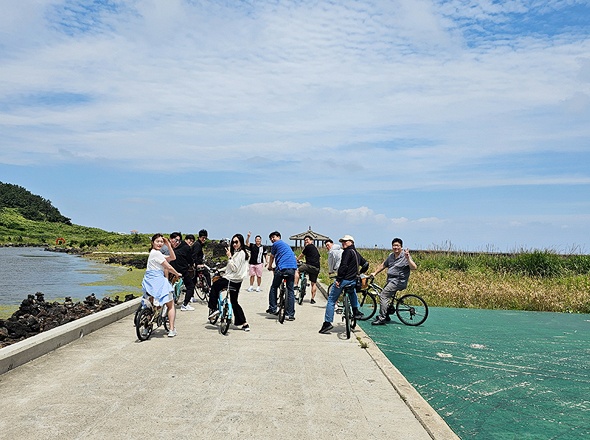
[359,308,590,439]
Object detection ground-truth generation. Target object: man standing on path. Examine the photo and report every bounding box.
[266,231,297,320]
[370,238,417,325]
[319,235,368,334]
[325,239,343,275]
[246,232,267,292]
[169,232,196,311]
[294,235,321,304]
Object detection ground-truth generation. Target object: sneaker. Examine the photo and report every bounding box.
[266,308,278,315]
[208,309,220,319]
[319,322,333,334]
[247,286,254,292]
[286,316,295,321]
[354,311,365,320]
[372,318,386,326]
[310,299,316,304]
[168,329,178,337]
[255,287,260,292]
[181,304,195,311]
[190,297,198,303]
[242,324,250,332]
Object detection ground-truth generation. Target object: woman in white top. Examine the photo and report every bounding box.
[142,233,182,337]
[208,233,250,331]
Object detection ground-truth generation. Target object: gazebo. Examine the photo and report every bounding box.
[289,226,330,249]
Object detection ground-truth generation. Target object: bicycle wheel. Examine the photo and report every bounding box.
[136,308,153,341]
[357,288,378,321]
[195,275,206,300]
[327,282,334,297]
[134,304,143,328]
[278,285,286,324]
[298,278,307,305]
[396,294,429,326]
[220,302,231,335]
[344,294,351,339]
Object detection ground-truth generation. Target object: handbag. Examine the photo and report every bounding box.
[354,251,362,293]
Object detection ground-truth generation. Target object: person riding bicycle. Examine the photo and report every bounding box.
[266,231,297,321]
[294,235,321,304]
[319,235,368,334]
[191,229,211,291]
[169,232,197,311]
[207,234,250,331]
[141,234,182,338]
[370,238,417,325]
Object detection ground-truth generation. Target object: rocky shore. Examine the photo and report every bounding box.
[0,292,135,349]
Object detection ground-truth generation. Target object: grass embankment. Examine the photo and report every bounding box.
[314,248,590,314]
[0,207,152,251]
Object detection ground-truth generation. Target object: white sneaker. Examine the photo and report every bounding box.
[208,309,220,319]
[247,286,254,292]
[190,297,197,303]
[181,304,195,311]
[168,329,177,337]
[255,287,261,292]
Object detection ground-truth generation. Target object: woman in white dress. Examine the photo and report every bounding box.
[142,233,182,337]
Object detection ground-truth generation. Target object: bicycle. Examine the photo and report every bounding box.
[328,275,378,322]
[335,283,357,339]
[170,275,185,305]
[208,281,234,335]
[194,265,211,301]
[365,276,429,326]
[135,301,170,341]
[277,273,287,324]
[295,262,308,305]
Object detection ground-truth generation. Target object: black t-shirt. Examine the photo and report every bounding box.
[170,241,193,274]
[191,241,204,265]
[302,244,320,268]
[248,243,267,265]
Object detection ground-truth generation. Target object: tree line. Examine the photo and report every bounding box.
[0,182,71,225]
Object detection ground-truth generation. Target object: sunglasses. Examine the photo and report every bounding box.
[232,240,239,244]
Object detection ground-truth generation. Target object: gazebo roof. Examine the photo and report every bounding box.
[289,226,330,241]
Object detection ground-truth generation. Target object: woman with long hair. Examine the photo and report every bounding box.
[141,233,182,337]
[208,233,250,331]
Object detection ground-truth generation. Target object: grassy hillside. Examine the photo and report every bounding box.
[0,207,151,251]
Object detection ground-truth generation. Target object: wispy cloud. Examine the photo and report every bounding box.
[0,0,588,250]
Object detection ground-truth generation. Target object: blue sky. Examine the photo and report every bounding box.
[1,0,589,251]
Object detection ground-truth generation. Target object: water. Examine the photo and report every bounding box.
[0,247,141,305]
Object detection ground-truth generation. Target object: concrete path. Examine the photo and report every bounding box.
[0,269,455,440]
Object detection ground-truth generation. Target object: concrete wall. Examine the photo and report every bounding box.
[0,298,141,375]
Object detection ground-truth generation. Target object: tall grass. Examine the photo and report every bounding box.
[317,248,590,314]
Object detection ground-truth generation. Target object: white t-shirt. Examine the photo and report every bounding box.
[147,249,167,272]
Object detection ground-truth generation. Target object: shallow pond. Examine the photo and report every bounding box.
[0,247,142,306]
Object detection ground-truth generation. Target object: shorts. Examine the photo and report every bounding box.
[249,263,264,277]
[298,263,320,283]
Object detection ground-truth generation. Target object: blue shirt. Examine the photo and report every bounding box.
[271,240,297,270]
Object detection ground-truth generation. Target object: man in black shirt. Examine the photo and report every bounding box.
[191,229,211,293]
[294,235,321,304]
[169,232,196,311]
